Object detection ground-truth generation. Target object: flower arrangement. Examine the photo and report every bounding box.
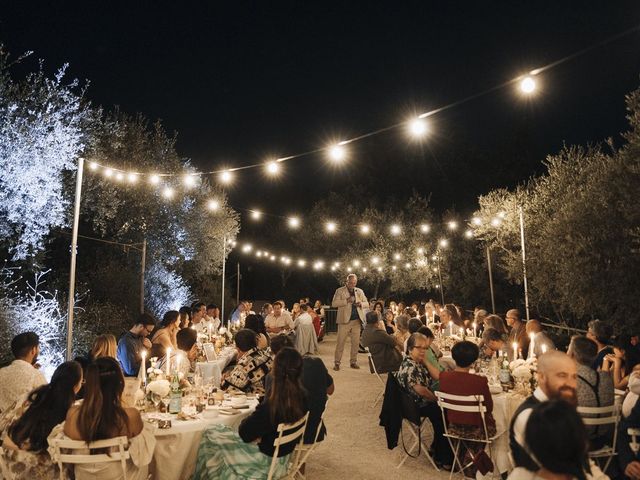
[147,362,165,382]
[147,379,171,397]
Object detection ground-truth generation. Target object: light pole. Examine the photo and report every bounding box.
[221,235,226,326]
[436,252,445,306]
[66,157,84,360]
[486,246,496,314]
[518,206,531,321]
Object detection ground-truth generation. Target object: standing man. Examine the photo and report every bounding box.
[506,308,529,358]
[332,273,369,371]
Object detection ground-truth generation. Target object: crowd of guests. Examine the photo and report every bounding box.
[0,298,333,479]
[367,299,640,480]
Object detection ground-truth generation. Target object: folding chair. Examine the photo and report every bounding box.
[49,435,130,480]
[291,398,330,479]
[396,384,439,471]
[267,412,309,480]
[577,404,620,472]
[435,391,502,480]
[364,347,386,407]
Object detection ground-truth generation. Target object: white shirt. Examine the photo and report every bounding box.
[295,312,313,327]
[0,359,47,412]
[512,387,548,449]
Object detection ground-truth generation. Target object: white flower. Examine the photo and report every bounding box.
[147,379,171,397]
[134,389,145,402]
[512,365,533,381]
[510,359,526,370]
[154,369,163,375]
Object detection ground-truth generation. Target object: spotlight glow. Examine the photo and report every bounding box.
[89,162,99,171]
[520,76,536,94]
[270,255,276,261]
[390,224,402,236]
[242,244,253,253]
[325,221,337,233]
[266,161,280,175]
[447,221,458,230]
[408,117,428,138]
[297,259,307,267]
[183,174,198,188]
[420,224,431,233]
[149,174,161,185]
[465,229,474,239]
[371,256,380,265]
[328,144,347,162]
[404,262,411,269]
[207,199,220,211]
[219,170,233,184]
[250,210,262,220]
[353,260,361,267]
[359,224,371,235]
[288,216,301,229]
[104,168,113,178]
[127,172,138,183]
[393,253,402,260]
[115,172,124,182]
[439,238,449,248]
[392,265,398,271]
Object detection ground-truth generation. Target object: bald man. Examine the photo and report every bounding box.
[525,320,556,358]
[509,351,578,470]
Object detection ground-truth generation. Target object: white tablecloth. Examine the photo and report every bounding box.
[478,392,526,477]
[196,347,237,387]
[146,399,258,480]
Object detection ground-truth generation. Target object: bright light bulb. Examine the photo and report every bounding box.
[465,229,474,239]
[392,265,397,271]
[353,260,361,267]
[439,238,449,248]
[89,162,99,171]
[420,224,431,233]
[393,253,401,260]
[331,266,336,271]
[491,217,502,227]
[162,187,174,199]
[313,261,325,270]
[297,259,306,267]
[472,217,482,226]
[104,168,113,178]
[115,172,124,182]
[362,267,368,273]
[371,256,379,265]
[328,144,347,162]
[377,266,383,272]
[408,117,428,138]
[334,262,341,267]
[520,76,536,94]
[447,221,458,230]
[288,216,301,229]
[325,221,337,233]
[127,172,138,183]
[359,224,371,235]
[265,161,280,175]
[183,174,198,188]
[390,224,402,236]
[207,199,220,211]
[219,170,233,184]
[498,211,506,219]
[256,251,263,257]
[270,255,276,261]
[149,174,160,185]
[250,210,262,220]
[242,244,253,253]
[432,255,438,261]
[417,247,424,254]
[404,263,411,269]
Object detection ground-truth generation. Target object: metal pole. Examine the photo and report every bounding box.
[139,237,146,314]
[221,235,226,326]
[518,206,531,321]
[236,262,240,305]
[486,245,496,314]
[66,157,84,360]
[436,253,445,306]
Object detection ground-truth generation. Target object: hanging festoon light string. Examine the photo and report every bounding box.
[81,25,640,192]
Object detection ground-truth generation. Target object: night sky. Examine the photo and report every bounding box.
[2,2,640,301]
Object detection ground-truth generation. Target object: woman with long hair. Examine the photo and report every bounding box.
[244,313,270,349]
[313,300,325,319]
[603,334,640,389]
[90,334,117,360]
[194,347,309,479]
[61,357,155,479]
[0,361,82,479]
[152,310,180,351]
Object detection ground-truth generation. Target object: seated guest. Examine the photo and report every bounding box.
[473,309,488,336]
[267,335,334,444]
[62,357,155,480]
[116,313,156,377]
[230,301,246,326]
[587,320,613,371]
[0,361,82,479]
[383,310,397,335]
[506,309,529,359]
[361,311,402,374]
[261,303,273,318]
[508,400,605,480]
[178,306,191,329]
[264,301,294,335]
[75,334,117,398]
[484,314,508,340]
[244,314,270,349]
[567,335,614,448]
[151,310,180,351]
[440,304,464,337]
[0,332,47,413]
[221,329,273,395]
[294,304,319,355]
[526,320,555,357]
[396,333,453,469]
[194,347,309,479]
[191,302,207,330]
[440,341,496,478]
[478,328,505,362]
[157,328,199,383]
[510,351,578,470]
[623,368,640,418]
[417,326,444,389]
[602,333,640,390]
[393,314,410,351]
[205,304,221,333]
[404,318,424,352]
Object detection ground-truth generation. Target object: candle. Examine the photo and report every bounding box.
[166,347,172,375]
[541,344,548,354]
[141,350,147,384]
[529,332,536,357]
[472,322,477,338]
[512,342,518,361]
[460,327,465,337]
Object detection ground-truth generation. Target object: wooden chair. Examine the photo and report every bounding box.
[577,404,620,472]
[49,435,130,480]
[435,391,502,480]
[364,347,386,408]
[291,398,330,479]
[267,412,309,480]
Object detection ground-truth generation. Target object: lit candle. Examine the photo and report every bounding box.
[541,344,548,354]
[512,342,518,361]
[166,347,172,375]
[529,332,536,358]
[141,350,147,384]
[472,322,477,338]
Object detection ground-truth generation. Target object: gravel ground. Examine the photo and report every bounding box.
[304,333,452,480]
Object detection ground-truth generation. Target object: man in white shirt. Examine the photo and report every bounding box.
[203,304,221,333]
[0,331,47,412]
[509,351,578,469]
[264,301,294,334]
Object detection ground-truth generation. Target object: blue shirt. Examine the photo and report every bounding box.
[117,331,143,377]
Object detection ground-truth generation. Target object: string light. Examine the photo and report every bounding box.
[393,253,402,260]
[250,210,262,220]
[371,256,380,265]
[297,259,306,267]
[207,199,220,211]
[89,162,99,171]
[115,172,124,182]
[520,76,536,94]
[471,217,482,226]
[420,224,431,233]
[327,144,347,162]
[359,224,371,235]
[149,174,161,185]
[265,161,280,175]
[104,168,113,178]
[325,221,337,233]
[439,238,449,248]
[353,260,361,267]
[490,217,502,227]
[219,170,233,184]
[465,229,474,238]
[288,216,301,229]
[408,117,428,138]
[127,172,138,184]
[390,224,402,236]
[183,174,198,188]
[447,221,458,230]
[242,244,253,253]
[162,187,174,199]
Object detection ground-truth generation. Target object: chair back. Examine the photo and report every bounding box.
[398,385,423,426]
[365,347,379,375]
[50,435,130,480]
[435,391,491,442]
[267,412,309,480]
[577,404,620,451]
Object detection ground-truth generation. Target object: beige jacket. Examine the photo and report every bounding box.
[331,285,369,325]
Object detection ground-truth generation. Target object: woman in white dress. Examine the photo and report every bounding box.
[59,357,155,480]
[294,304,319,355]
